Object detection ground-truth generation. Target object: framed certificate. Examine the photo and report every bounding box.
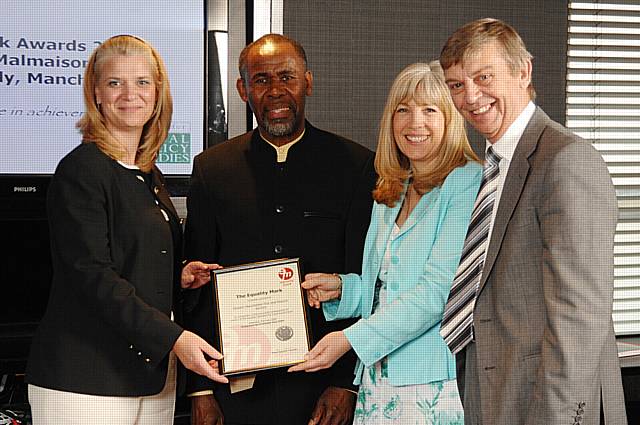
[212,258,311,375]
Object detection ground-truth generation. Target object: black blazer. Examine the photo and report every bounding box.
[26,143,184,396]
[184,122,376,424]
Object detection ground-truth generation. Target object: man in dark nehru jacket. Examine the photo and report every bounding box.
[184,33,376,425]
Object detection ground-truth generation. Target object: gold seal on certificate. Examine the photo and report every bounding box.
[212,258,311,376]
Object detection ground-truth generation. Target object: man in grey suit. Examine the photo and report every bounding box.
[439,18,627,425]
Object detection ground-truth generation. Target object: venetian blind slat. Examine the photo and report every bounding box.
[568,1,640,335]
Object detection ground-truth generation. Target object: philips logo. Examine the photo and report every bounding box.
[13,186,37,193]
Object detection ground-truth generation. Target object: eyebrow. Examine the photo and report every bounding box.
[470,66,494,76]
[396,101,434,107]
[103,75,152,82]
[251,69,296,79]
[445,65,494,83]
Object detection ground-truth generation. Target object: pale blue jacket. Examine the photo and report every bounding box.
[324,161,482,386]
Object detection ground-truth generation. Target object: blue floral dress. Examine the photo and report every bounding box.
[353,225,464,425]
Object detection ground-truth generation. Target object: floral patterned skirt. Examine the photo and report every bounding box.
[353,358,464,425]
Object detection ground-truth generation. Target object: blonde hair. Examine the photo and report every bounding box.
[440,18,536,100]
[373,61,478,207]
[77,35,173,172]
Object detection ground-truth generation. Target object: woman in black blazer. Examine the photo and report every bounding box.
[25,35,227,424]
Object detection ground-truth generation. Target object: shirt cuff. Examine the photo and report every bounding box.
[187,390,214,397]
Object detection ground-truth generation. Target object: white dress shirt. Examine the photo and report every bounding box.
[485,101,536,247]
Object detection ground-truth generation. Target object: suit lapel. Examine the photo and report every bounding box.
[394,186,438,239]
[376,197,402,258]
[479,108,548,292]
[151,168,180,222]
[373,185,437,264]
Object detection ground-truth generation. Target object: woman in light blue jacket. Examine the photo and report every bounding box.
[289,62,481,424]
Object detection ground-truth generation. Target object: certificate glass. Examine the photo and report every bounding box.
[212,258,311,375]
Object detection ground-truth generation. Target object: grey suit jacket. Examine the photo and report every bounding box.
[458,107,627,425]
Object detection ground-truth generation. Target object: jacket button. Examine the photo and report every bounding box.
[276,205,285,213]
[145,358,151,363]
[137,352,142,356]
[154,187,159,194]
[274,245,283,254]
[161,250,167,254]
[129,345,134,349]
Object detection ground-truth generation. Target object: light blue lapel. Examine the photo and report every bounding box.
[374,184,439,260]
[375,197,402,258]
[395,186,439,239]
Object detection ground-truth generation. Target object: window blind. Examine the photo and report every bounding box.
[567,1,640,335]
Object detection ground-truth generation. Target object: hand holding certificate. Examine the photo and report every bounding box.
[212,258,311,375]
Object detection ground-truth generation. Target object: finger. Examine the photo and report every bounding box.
[200,341,224,361]
[195,272,212,284]
[308,345,324,359]
[200,358,228,383]
[187,261,205,273]
[287,363,304,372]
[208,369,229,384]
[301,279,320,290]
[316,289,339,303]
[305,288,318,301]
[309,404,324,425]
[306,289,319,305]
[292,356,324,372]
[315,291,328,303]
[318,409,335,425]
[311,290,324,308]
[302,273,330,289]
[287,345,319,371]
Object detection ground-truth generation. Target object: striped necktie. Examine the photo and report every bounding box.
[440,147,501,355]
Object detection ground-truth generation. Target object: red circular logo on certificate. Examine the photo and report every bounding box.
[278,267,294,281]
